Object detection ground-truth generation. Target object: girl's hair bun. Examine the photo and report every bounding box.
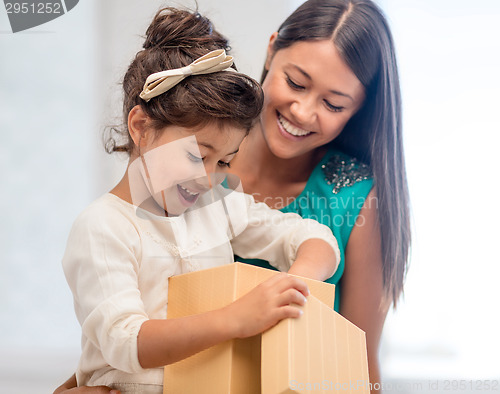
[107,6,262,155]
[143,7,226,50]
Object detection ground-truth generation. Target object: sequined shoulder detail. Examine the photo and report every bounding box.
[321,153,372,194]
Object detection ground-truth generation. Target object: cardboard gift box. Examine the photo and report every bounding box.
[164,262,369,394]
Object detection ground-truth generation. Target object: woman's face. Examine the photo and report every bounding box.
[260,36,366,159]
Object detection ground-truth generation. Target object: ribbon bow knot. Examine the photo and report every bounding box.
[139,49,234,102]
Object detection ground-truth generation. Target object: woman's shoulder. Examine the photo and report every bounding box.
[310,149,373,198]
[319,149,372,194]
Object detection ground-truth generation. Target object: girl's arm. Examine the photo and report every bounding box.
[340,190,390,393]
[287,238,338,280]
[227,191,340,281]
[55,274,309,389]
[63,202,309,375]
[137,273,309,368]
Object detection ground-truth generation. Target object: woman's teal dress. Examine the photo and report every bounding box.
[236,149,373,312]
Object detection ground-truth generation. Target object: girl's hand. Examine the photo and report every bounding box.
[223,273,310,338]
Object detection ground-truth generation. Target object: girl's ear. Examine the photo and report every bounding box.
[128,105,150,148]
[264,32,279,71]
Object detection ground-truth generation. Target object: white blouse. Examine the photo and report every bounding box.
[62,185,339,389]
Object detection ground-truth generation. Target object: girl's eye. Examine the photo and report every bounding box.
[324,100,344,113]
[187,152,203,163]
[285,75,304,90]
[218,161,231,168]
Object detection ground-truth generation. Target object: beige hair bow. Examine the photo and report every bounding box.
[139,49,234,102]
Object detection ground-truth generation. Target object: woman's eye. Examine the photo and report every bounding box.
[218,161,231,168]
[324,100,344,113]
[286,75,304,90]
[187,152,203,163]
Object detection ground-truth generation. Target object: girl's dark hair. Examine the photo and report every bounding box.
[264,0,410,306]
[105,7,264,154]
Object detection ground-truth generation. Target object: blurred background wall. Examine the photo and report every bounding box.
[1,1,499,393]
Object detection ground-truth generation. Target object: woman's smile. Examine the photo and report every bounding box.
[277,112,313,138]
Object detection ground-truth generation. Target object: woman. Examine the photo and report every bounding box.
[230,0,410,387]
[55,0,410,392]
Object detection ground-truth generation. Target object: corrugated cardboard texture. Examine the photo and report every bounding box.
[261,294,370,394]
[164,263,336,394]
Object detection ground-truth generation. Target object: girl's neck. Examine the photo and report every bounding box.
[110,170,132,203]
[110,162,170,217]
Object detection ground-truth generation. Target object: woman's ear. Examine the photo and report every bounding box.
[128,105,149,149]
[264,32,279,71]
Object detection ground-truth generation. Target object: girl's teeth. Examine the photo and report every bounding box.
[180,185,198,196]
[279,114,312,136]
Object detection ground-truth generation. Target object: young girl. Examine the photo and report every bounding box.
[62,7,340,393]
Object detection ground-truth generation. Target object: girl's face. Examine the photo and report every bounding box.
[130,123,245,216]
[260,36,366,159]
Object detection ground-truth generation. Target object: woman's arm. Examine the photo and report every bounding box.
[340,190,390,393]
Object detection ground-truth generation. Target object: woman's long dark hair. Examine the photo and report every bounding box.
[263,0,410,306]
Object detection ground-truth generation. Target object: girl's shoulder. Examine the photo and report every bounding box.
[77,193,134,218]
[69,193,139,236]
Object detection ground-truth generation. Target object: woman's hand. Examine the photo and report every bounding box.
[55,388,118,394]
[53,374,119,394]
[223,272,310,338]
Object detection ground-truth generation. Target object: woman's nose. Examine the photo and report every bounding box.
[290,95,317,126]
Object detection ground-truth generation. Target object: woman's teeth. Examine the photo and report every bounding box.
[279,114,312,136]
[179,185,198,196]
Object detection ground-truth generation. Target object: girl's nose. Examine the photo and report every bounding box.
[195,174,211,191]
